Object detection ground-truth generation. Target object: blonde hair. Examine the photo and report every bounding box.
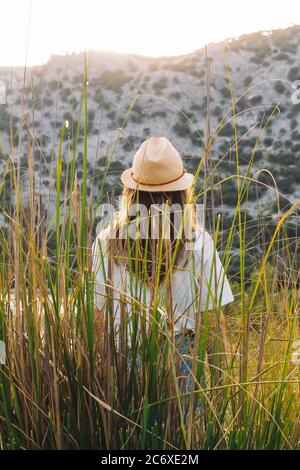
[108,186,196,285]
[105,186,196,285]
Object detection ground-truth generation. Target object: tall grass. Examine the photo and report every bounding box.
[0,52,299,450]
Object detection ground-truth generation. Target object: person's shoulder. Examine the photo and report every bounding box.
[188,226,215,266]
[92,226,111,256]
[193,226,214,252]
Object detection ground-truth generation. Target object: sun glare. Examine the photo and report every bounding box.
[0,0,299,66]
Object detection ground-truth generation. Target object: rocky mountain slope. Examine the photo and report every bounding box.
[1,24,300,223]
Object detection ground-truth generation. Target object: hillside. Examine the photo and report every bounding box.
[0,25,300,222]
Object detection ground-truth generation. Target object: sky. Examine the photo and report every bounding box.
[1,0,300,66]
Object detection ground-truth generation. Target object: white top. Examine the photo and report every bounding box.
[92,226,234,346]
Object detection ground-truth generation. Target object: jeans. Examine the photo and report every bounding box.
[174,331,204,413]
[126,330,204,413]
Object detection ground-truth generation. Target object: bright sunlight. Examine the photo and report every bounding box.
[1,0,300,65]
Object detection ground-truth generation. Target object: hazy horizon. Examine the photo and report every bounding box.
[1,0,300,67]
[2,24,299,69]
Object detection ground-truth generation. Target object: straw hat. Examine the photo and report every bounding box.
[120,136,194,192]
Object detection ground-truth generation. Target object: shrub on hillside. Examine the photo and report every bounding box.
[170,92,181,100]
[292,130,300,140]
[274,52,290,61]
[151,110,167,118]
[277,174,295,193]
[44,97,53,107]
[249,95,262,106]
[152,76,168,93]
[94,69,131,94]
[290,119,298,130]
[274,82,286,94]
[173,120,190,137]
[190,103,202,111]
[60,87,72,102]
[220,86,231,99]
[244,76,253,87]
[288,67,300,82]
[269,153,295,165]
[263,137,273,147]
[0,107,17,135]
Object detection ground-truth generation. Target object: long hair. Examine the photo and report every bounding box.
[107,186,196,285]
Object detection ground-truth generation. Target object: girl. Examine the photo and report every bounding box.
[92,136,234,411]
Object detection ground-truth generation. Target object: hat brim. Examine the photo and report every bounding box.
[120,168,194,192]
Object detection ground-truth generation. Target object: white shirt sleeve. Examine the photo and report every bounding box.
[91,230,109,310]
[195,230,235,310]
